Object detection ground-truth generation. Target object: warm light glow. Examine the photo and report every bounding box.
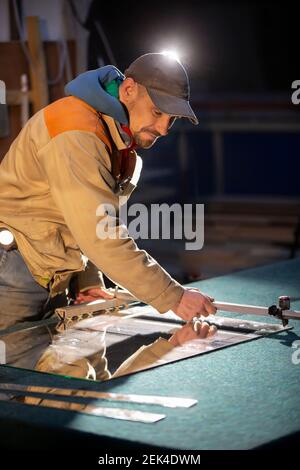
[0,230,14,245]
[160,50,181,63]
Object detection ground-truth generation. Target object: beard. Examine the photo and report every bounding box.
[133,129,160,149]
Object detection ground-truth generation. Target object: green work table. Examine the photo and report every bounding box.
[0,258,299,450]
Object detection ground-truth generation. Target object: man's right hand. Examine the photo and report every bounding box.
[172,288,217,322]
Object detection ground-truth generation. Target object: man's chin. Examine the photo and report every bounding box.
[140,140,156,149]
[135,135,158,149]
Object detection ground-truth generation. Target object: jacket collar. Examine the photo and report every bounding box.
[102,114,128,151]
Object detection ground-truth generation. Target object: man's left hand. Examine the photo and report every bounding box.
[168,321,217,347]
[74,287,114,304]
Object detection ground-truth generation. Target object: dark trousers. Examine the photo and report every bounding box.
[0,247,67,331]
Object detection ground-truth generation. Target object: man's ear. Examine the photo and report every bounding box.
[119,77,138,104]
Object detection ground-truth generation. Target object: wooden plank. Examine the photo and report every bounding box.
[6,90,32,106]
[205,199,300,217]
[205,213,298,225]
[0,41,76,161]
[205,225,295,243]
[26,16,49,113]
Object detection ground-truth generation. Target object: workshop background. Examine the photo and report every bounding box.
[0,0,299,284]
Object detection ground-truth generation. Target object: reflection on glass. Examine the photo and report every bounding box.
[0,305,288,385]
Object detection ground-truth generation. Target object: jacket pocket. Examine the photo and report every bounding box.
[29,226,82,272]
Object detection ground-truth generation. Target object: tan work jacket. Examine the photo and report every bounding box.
[0,96,183,312]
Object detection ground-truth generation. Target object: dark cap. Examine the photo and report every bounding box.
[124,53,198,125]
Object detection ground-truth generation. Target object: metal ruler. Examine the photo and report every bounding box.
[213,295,300,326]
[0,389,165,423]
[0,383,197,409]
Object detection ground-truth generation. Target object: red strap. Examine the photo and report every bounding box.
[120,124,138,150]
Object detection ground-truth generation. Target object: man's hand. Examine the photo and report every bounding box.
[168,320,217,347]
[172,288,217,322]
[74,287,114,304]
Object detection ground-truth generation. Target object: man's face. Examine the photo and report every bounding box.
[119,80,176,149]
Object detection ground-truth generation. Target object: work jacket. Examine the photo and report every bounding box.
[0,95,184,313]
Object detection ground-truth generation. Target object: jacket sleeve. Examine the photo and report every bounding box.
[112,338,174,378]
[75,260,106,292]
[39,130,184,313]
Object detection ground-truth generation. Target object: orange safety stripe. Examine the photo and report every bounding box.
[44,96,112,152]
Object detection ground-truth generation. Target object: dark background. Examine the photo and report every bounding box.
[84,0,298,93]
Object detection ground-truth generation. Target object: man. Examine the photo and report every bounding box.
[0,52,216,330]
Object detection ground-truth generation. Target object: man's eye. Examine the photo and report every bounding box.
[153,109,162,117]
